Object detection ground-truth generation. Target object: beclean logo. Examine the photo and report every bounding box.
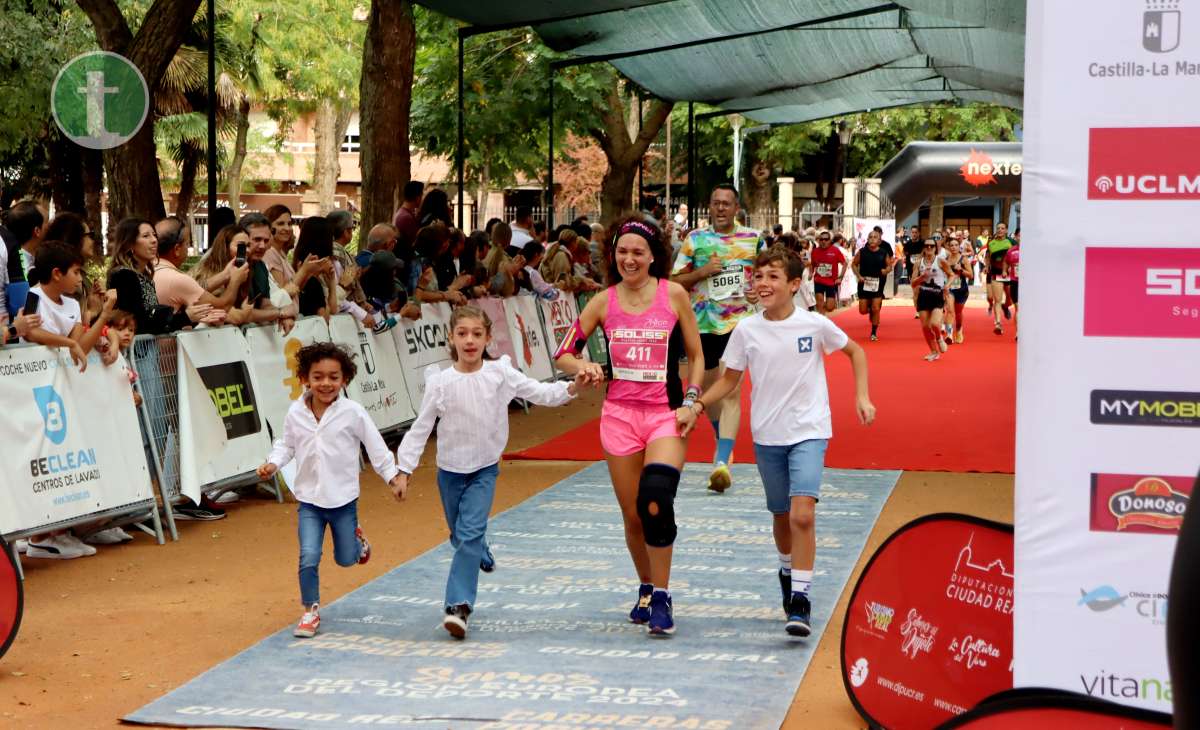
[1088,128,1200,200]
[51,51,149,150]
[1091,389,1200,427]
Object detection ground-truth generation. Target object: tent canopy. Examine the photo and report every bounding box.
[419,0,1025,124]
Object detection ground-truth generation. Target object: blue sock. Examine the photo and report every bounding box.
[715,438,735,465]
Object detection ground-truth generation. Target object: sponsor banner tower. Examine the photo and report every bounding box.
[1016,0,1198,712]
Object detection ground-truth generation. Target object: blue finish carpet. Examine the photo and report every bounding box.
[127,462,898,729]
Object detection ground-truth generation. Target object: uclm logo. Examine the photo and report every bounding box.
[959,149,1022,187]
[1089,127,1200,199]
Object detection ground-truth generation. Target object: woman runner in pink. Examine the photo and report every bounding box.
[554,216,704,636]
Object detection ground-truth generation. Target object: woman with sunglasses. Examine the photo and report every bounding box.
[913,239,951,361]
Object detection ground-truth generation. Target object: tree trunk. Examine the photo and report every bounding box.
[587,78,673,227]
[311,99,348,214]
[176,147,199,218]
[49,131,86,214]
[358,0,415,230]
[77,0,204,222]
[226,97,251,210]
[82,149,104,253]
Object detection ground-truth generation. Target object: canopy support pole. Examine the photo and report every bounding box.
[456,30,465,229]
[687,101,695,228]
[547,64,555,229]
[206,0,217,243]
[637,92,644,212]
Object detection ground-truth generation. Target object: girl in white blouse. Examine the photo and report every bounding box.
[393,305,598,639]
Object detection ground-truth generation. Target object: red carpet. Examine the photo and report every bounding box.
[507,306,1016,473]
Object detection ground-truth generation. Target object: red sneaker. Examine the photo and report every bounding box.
[356,526,370,565]
[294,603,320,638]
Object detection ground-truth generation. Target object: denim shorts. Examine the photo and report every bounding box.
[753,439,829,514]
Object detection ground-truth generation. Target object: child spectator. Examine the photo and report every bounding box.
[483,222,523,297]
[679,248,875,637]
[22,241,119,559]
[520,241,559,300]
[392,305,595,639]
[256,343,404,639]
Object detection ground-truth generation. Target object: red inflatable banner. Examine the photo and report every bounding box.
[0,537,21,660]
[841,514,1014,729]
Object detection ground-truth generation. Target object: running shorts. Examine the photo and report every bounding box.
[814,282,839,298]
[600,401,680,457]
[700,331,732,369]
[952,286,970,305]
[916,288,945,312]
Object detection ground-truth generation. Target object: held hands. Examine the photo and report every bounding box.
[390,473,409,502]
[256,462,278,481]
[676,404,699,437]
[577,362,605,387]
[856,396,877,426]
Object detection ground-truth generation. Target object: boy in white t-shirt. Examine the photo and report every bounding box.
[679,247,876,638]
[22,241,114,370]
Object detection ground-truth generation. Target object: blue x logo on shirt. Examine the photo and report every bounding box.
[797,336,813,353]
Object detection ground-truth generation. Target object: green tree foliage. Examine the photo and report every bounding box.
[410,7,609,220]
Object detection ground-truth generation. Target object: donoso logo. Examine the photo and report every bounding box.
[1083,247,1200,338]
[1088,127,1200,199]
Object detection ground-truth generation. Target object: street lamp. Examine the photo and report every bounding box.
[730,114,745,187]
[837,120,852,180]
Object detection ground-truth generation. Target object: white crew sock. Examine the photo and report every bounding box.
[793,570,813,596]
[778,552,792,574]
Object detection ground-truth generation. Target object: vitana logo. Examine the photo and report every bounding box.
[1082,672,1172,702]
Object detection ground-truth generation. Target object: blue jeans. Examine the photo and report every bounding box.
[437,464,499,610]
[297,500,361,606]
[753,440,829,514]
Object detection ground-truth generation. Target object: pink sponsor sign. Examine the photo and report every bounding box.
[1083,247,1200,338]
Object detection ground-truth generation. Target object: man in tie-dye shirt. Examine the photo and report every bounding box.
[671,184,764,494]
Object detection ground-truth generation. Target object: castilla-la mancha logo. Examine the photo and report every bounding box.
[1143,0,1181,53]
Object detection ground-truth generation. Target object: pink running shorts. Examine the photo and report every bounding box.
[600,400,680,456]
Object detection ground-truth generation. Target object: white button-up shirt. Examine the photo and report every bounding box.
[396,356,573,475]
[267,394,399,508]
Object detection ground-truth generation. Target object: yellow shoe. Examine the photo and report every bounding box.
[708,462,732,493]
[954,330,964,344]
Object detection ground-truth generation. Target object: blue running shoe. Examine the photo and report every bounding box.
[648,590,675,636]
[480,543,496,573]
[629,583,653,624]
[778,568,791,613]
[786,593,811,637]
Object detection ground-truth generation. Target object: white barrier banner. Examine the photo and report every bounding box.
[504,295,554,381]
[480,297,518,363]
[541,295,587,374]
[177,327,272,499]
[0,347,152,533]
[243,317,331,438]
[394,302,453,405]
[328,314,416,430]
[1016,0,1199,712]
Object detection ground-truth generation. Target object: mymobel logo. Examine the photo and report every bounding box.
[51,52,149,150]
[1092,390,1200,427]
[32,385,68,445]
[196,362,261,438]
[1088,128,1200,200]
[1144,0,1182,53]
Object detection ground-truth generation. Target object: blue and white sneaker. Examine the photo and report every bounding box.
[786,593,811,637]
[778,569,791,613]
[629,583,653,624]
[480,543,496,573]
[647,590,675,636]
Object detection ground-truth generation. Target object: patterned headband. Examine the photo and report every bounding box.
[614,219,660,247]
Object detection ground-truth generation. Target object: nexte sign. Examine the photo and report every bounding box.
[1089,127,1200,199]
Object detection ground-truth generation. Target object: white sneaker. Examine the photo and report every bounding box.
[924,352,939,362]
[26,534,92,559]
[62,532,97,555]
[15,539,28,554]
[213,491,240,504]
[85,527,133,545]
[937,336,947,353]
